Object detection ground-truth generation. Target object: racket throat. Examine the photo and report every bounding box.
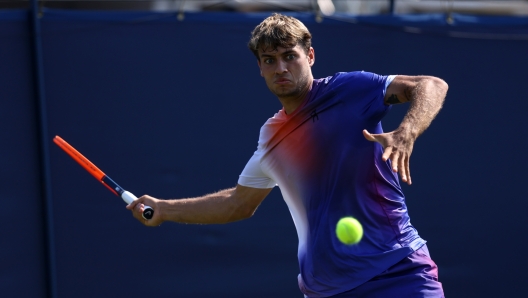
[102,175,123,196]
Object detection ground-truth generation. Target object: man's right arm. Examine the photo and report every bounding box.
[126,184,273,227]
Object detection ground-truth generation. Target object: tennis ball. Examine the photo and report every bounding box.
[336,217,363,245]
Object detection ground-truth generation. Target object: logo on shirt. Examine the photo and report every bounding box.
[311,109,319,122]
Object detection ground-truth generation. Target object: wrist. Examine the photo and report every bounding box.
[155,199,168,223]
[396,123,420,140]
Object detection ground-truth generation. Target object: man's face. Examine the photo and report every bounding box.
[258,44,315,101]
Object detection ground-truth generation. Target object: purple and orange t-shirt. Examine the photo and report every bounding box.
[238,71,426,297]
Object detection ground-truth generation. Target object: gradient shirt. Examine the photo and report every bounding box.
[238,71,426,297]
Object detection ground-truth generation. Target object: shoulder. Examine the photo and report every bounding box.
[257,110,286,149]
[342,71,387,83]
[319,71,387,86]
[262,109,286,127]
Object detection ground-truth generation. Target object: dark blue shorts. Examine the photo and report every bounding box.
[332,245,444,298]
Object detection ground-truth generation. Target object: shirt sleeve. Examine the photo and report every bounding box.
[238,150,277,188]
[384,75,397,96]
[335,71,394,125]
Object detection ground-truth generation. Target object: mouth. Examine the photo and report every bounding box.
[274,78,291,85]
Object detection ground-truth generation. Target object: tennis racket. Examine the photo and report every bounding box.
[53,135,153,220]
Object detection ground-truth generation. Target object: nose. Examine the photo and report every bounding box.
[274,59,288,74]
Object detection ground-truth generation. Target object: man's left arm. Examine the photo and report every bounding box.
[363,75,448,185]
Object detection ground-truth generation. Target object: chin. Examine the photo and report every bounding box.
[272,88,299,98]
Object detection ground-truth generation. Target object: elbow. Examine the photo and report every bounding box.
[226,205,257,222]
[430,76,449,95]
[238,205,258,220]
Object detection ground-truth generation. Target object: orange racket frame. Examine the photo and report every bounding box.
[53,135,153,219]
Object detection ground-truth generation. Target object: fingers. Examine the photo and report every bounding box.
[364,128,414,185]
[127,195,162,226]
[404,155,412,185]
[382,146,393,163]
[125,199,140,210]
[382,143,413,185]
[390,151,413,185]
[126,195,146,219]
[129,201,145,221]
[135,202,146,214]
[393,153,412,185]
[399,154,408,185]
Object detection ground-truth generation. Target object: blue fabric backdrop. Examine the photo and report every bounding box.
[1,9,527,298]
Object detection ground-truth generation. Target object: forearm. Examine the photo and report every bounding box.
[129,184,271,226]
[159,187,247,224]
[399,77,448,138]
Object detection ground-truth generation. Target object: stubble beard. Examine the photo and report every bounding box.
[271,73,311,100]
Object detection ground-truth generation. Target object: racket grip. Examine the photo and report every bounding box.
[121,191,154,220]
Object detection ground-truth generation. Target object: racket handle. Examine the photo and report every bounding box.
[122,191,154,220]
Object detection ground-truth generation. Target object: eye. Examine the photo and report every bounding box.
[263,58,273,64]
[286,54,296,60]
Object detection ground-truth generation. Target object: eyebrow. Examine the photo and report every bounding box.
[281,50,296,55]
[260,49,296,58]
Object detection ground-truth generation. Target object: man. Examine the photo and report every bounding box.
[127,13,448,297]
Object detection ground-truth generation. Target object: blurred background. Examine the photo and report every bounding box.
[1,1,527,298]
[2,0,528,15]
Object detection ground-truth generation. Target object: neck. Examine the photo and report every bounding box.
[280,79,313,114]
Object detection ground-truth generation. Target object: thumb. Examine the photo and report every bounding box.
[362,129,377,142]
[125,198,141,210]
[363,129,389,150]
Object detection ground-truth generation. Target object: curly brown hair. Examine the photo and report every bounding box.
[248,13,312,59]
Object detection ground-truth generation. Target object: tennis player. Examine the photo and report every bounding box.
[128,13,448,297]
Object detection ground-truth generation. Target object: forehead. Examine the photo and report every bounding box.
[258,44,304,57]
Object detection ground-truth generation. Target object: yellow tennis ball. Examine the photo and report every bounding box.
[336,217,363,245]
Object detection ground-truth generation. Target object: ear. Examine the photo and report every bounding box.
[308,47,315,67]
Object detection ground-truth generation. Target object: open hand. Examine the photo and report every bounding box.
[363,129,415,185]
